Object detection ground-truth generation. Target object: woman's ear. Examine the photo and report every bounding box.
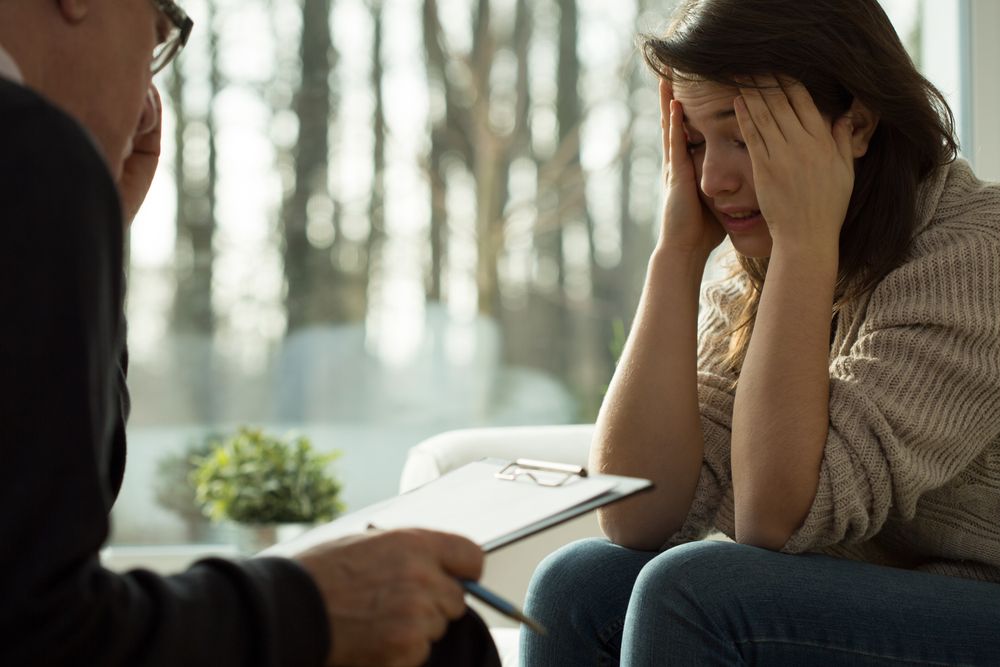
[57,0,90,23]
[844,98,879,158]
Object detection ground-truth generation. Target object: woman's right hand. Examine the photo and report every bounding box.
[657,79,726,258]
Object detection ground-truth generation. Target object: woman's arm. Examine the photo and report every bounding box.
[730,76,856,548]
[592,247,711,550]
[593,82,726,550]
[730,247,837,548]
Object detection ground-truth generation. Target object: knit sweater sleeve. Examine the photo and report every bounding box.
[783,189,1000,552]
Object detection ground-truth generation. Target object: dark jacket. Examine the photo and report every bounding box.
[0,77,329,666]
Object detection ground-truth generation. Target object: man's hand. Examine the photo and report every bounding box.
[118,86,163,225]
[293,529,484,667]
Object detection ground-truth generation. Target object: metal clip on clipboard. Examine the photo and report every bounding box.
[494,458,588,488]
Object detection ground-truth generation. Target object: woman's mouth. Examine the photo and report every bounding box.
[717,209,763,233]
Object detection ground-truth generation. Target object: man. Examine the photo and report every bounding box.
[0,1,500,665]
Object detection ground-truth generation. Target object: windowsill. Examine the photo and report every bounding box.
[101,543,242,575]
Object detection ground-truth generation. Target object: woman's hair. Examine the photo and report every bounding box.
[641,0,958,375]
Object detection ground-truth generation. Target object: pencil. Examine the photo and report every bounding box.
[461,579,548,635]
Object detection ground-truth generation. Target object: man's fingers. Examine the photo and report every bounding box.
[416,530,484,580]
[430,571,467,620]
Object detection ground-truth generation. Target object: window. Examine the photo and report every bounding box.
[115,0,985,548]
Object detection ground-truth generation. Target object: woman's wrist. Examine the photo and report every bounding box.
[768,235,840,278]
[650,242,713,277]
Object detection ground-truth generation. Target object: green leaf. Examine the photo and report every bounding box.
[192,426,344,524]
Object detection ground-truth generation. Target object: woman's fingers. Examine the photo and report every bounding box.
[734,94,769,161]
[739,75,828,152]
[738,75,848,165]
[751,75,799,141]
[659,78,673,167]
[776,75,829,137]
[737,80,785,153]
[668,99,690,181]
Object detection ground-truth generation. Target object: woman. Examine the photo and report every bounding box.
[521,0,1000,664]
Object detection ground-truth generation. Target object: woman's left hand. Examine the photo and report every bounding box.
[734,75,855,255]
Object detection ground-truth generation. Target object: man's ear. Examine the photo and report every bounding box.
[845,98,879,158]
[57,0,90,23]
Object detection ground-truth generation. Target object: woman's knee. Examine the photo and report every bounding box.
[526,537,658,624]
[630,540,757,616]
[622,542,769,664]
[526,538,625,606]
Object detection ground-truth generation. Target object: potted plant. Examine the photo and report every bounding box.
[193,427,345,553]
[153,433,221,542]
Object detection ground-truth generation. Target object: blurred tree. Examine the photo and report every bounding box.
[366,0,387,284]
[420,0,642,418]
[154,0,671,426]
[282,0,358,330]
[586,3,663,319]
[503,0,594,403]
[167,0,220,421]
[583,0,664,418]
[423,0,472,303]
[168,65,217,338]
[421,0,534,313]
[422,0,449,302]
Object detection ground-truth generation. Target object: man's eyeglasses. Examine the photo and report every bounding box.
[150,0,193,74]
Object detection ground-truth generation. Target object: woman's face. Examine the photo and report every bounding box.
[672,78,773,258]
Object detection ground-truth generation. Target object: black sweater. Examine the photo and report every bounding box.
[0,78,329,666]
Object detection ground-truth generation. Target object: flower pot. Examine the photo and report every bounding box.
[231,522,316,555]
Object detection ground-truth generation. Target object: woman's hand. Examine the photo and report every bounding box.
[734,75,854,255]
[658,79,726,258]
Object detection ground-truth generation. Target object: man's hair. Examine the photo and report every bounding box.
[641,0,958,375]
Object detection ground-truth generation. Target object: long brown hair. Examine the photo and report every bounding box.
[642,0,958,374]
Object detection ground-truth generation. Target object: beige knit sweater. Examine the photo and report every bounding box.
[669,158,1000,583]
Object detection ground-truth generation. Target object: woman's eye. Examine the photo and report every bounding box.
[686,140,705,153]
[734,139,747,149]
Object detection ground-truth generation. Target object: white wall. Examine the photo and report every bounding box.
[921,0,1000,182]
[968,0,1000,181]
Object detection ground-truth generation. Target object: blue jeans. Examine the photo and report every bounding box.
[520,539,1000,666]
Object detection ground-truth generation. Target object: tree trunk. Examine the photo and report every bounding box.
[282,0,347,331]
[168,6,219,422]
[169,48,216,335]
[366,0,386,295]
[422,0,448,302]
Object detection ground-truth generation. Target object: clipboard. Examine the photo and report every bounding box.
[261,457,652,557]
[360,457,652,552]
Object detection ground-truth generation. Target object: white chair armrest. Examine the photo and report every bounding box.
[399,424,595,493]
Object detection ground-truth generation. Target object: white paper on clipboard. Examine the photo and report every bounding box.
[367,458,652,551]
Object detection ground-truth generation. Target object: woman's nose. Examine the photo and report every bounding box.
[699,151,741,199]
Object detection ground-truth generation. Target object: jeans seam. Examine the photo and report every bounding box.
[596,616,625,666]
[734,637,971,666]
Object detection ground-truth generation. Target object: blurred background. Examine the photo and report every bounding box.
[114,0,983,546]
